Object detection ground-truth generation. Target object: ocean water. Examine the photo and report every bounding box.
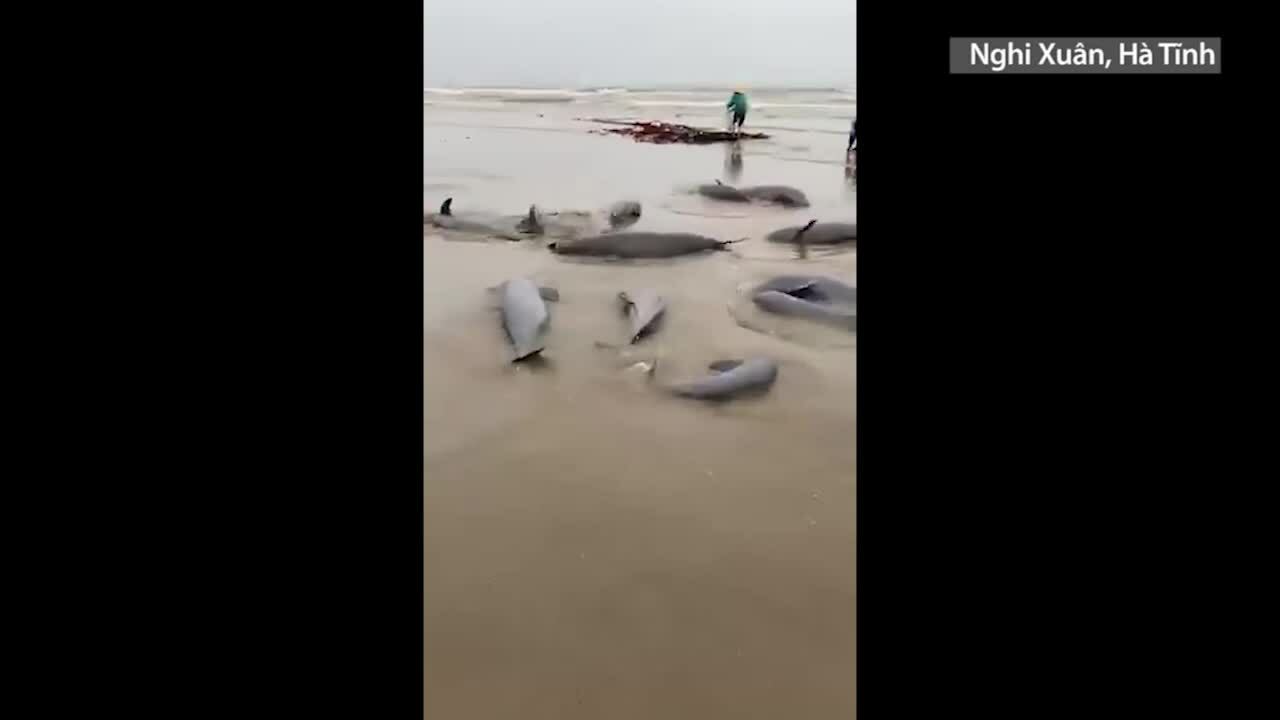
[424,86,856,137]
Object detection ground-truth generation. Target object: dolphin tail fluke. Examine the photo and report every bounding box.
[717,238,748,250]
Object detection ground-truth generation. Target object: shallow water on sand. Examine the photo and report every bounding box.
[425,103,857,719]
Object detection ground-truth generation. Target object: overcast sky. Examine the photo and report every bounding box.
[424,0,855,88]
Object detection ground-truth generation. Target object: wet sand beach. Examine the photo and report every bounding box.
[425,89,857,718]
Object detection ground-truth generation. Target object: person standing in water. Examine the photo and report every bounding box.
[726,90,749,135]
[845,118,857,182]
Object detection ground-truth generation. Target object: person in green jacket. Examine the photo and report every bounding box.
[726,90,749,135]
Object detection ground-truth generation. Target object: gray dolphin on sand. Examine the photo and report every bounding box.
[766,219,857,245]
[619,289,666,343]
[753,275,857,303]
[696,181,810,207]
[548,232,743,259]
[696,180,751,202]
[425,198,543,239]
[651,358,779,400]
[740,185,810,207]
[493,278,559,361]
[751,275,857,332]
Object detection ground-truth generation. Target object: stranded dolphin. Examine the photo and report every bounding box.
[740,185,810,207]
[651,358,780,400]
[491,278,559,361]
[696,181,810,207]
[750,275,857,332]
[424,198,543,239]
[548,232,742,259]
[696,180,751,202]
[766,219,857,245]
[753,275,857,304]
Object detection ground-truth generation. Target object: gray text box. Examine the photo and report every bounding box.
[950,37,1222,74]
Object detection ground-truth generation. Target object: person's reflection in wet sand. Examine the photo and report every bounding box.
[724,141,744,182]
[844,152,856,187]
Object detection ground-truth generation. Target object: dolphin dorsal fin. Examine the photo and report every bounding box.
[792,219,818,241]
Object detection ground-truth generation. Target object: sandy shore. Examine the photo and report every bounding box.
[425,100,856,718]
